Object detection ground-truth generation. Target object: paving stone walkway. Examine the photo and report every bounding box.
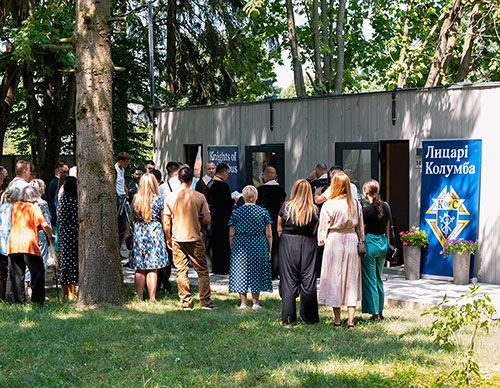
[122,264,500,318]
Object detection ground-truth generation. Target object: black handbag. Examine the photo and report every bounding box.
[386,207,398,262]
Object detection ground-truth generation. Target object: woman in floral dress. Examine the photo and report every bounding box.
[129,173,169,302]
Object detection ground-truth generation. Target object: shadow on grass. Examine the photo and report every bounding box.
[0,284,460,387]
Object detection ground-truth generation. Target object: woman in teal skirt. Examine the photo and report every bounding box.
[361,180,392,321]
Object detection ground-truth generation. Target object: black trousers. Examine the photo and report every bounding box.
[156,248,172,293]
[8,253,45,305]
[279,233,319,324]
[0,253,8,302]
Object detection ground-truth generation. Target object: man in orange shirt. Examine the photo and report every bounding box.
[165,166,215,310]
[8,186,54,305]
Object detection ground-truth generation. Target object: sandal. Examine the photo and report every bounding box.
[280,321,292,329]
[334,322,342,329]
[347,324,355,331]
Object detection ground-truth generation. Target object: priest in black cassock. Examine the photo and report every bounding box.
[256,166,286,279]
[205,163,234,274]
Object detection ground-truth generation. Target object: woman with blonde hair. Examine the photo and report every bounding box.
[318,172,364,330]
[228,185,273,310]
[361,179,392,321]
[277,179,319,327]
[129,173,169,302]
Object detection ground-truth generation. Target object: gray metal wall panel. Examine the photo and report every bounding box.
[155,84,500,284]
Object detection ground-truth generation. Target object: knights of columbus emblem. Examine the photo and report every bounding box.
[424,186,470,248]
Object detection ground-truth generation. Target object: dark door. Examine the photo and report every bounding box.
[379,140,410,265]
[245,144,285,188]
[335,142,378,199]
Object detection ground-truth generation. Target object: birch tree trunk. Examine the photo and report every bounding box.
[75,0,128,305]
[312,0,323,88]
[321,0,332,88]
[286,0,305,97]
[425,0,462,87]
[334,0,346,94]
[456,1,481,82]
[397,0,414,88]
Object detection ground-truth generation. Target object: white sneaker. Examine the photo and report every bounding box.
[239,303,247,309]
[252,304,262,310]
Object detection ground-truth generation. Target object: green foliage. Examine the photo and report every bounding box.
[400,226,428,247]
[442,239,479,257]
[111,0,153,164]
[422,285,497,387]
[11,0,75,67]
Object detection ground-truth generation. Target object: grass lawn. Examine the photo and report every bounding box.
[0,286,499,387]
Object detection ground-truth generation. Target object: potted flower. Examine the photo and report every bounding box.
[441,239,479,285]
[400,227,428,280]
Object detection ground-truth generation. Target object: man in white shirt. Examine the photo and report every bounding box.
[314,165,358,205]
[115,152,131,249]
[1,161,30,203]
[7,160,30,191]
[159,161,181,200]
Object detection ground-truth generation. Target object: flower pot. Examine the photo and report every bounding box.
[452,252,471,285]
[403,245,421,280]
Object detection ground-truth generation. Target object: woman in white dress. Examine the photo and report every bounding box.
[317,172,364,330]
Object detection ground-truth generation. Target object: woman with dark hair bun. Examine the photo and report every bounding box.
[361,179,392,321]
[57,176,79,301]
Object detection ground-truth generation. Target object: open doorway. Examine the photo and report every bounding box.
[183,144,203,177]
[379,140,409,266]
[245,144,285,188]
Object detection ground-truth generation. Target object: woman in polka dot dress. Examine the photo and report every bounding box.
[228,185,273,310]
[57,176,79,301]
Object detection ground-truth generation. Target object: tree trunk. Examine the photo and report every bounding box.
[24,59,76,184]
[425,0,462,87]
[0,0,13,32]
[403,10,447,87]
[334,0,346,94]
[166,0,177,97]
[321,0,332,89]
[0,60,22,160]
[0,0,29,160]
[75,0,128,305]
[397,0,414,88]
[285,0,305,97]
[312,0,323,89]
[456,1,481,82]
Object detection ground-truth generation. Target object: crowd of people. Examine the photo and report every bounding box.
[0,154,394,330]
[119,155,393,329]
[0,160,78,305]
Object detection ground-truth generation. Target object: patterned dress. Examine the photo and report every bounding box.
[228,204,273,294]
[57,196,79,285]
[129,196,168,270]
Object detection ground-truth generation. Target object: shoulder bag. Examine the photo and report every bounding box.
[385,202,398,261]
[355,200,366,257]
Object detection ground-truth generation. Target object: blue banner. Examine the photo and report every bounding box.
[208,145,241,194]
[419,139,482,277]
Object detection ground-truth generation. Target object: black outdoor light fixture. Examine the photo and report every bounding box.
[269,101,274,132]
[391,87,399,126]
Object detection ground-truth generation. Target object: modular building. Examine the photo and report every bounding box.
[154,82,500,284]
